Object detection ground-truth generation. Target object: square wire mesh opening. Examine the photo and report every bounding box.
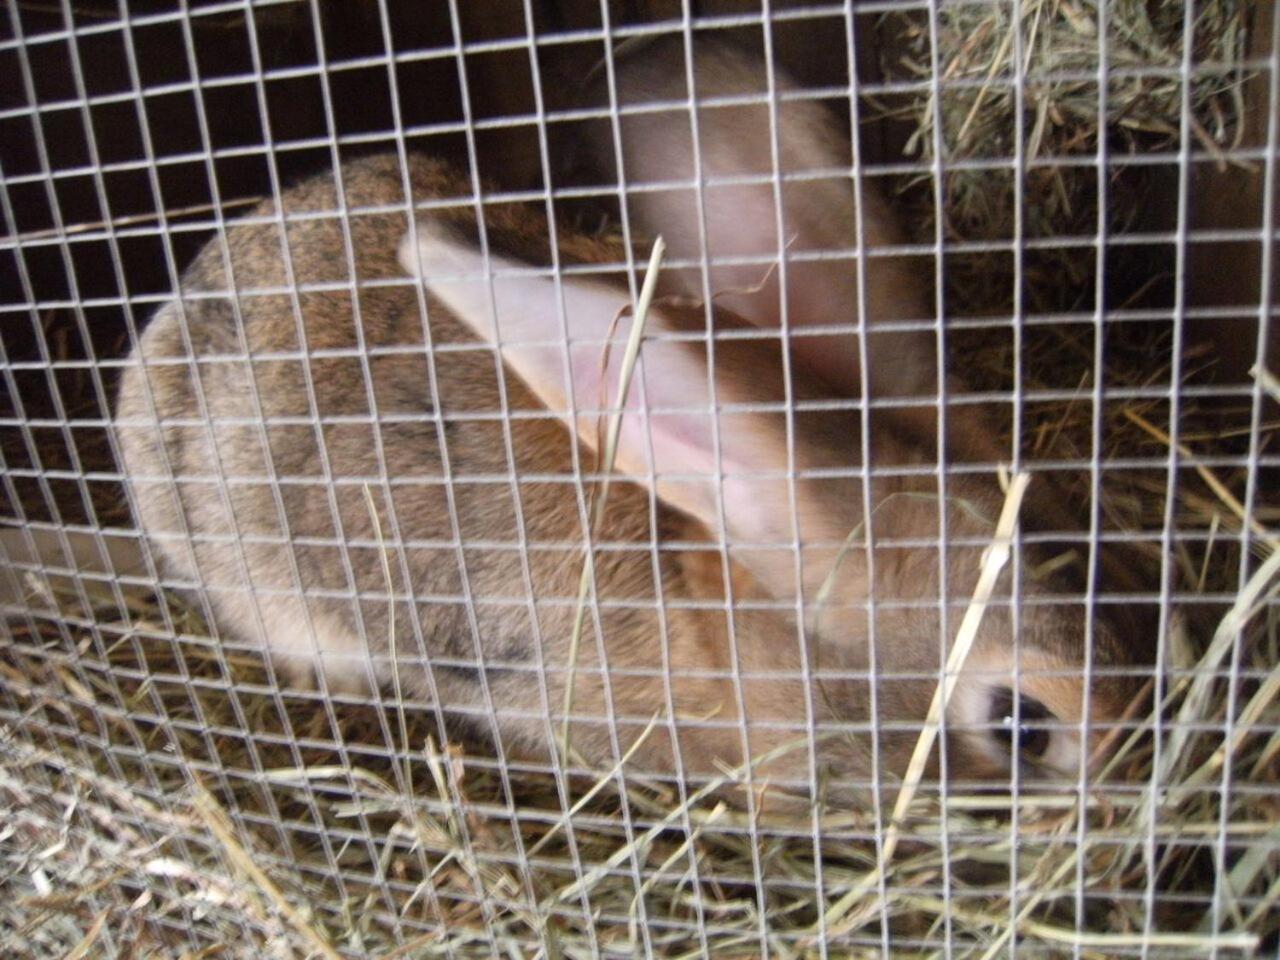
[1,1,1277,957]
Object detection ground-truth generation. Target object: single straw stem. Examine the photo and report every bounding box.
[560,237,666,763]
[820,471,1032,939]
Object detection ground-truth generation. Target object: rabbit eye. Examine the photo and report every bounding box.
[989,687,1053,760]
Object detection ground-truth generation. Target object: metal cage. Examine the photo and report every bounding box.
[1,2,1277,957]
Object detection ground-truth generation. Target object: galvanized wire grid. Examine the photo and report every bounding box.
[1,1,1277,958]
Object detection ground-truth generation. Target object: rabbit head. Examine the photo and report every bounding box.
[398,250,1140,804]
[611,36,1154,784]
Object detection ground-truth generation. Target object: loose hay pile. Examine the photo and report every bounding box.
[3,2,1278,957]
[877,0,1254,317]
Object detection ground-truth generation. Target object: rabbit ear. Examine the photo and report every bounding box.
[400,223,864,603]
[596,39,938,402]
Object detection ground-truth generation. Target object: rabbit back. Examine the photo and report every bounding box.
[116,154,790,772]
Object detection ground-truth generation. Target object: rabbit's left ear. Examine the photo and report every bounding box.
[584,38,940,403]
[399,223,864,602]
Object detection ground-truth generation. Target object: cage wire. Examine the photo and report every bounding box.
[0,0,1278,957]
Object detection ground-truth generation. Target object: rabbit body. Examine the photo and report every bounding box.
[117,45,1143,803]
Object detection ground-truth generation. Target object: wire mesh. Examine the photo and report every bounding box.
[1,1,1277,958]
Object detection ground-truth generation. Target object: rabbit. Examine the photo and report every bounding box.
[115,41,1149,808]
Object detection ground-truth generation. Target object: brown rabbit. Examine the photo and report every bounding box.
[116,43,1146,806]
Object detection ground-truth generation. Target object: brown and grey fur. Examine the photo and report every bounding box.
[116,44,1147,807]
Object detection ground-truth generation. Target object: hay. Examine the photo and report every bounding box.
[874,0,1254,316]
[885,0,1251,163]
[3,2,1278,956]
